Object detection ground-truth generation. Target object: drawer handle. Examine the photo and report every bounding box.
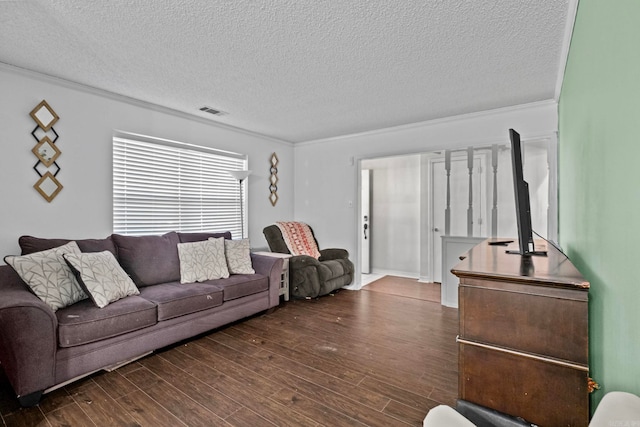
[457,336,589,372]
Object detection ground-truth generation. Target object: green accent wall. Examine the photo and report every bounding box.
[559,0,640,411]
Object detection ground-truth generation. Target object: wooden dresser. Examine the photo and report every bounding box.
[451,239,590,427]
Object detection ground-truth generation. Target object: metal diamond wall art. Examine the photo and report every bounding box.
[30,100,63,202]
[269,152,278,206]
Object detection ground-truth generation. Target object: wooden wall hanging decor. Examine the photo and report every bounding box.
[30,100,62,202]
[269,152,278,206]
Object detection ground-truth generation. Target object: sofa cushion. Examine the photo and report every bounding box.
[56,296,157,347]
[209,274,268,301]
[19,235,117,256]
[177,231,231,243]
[177,239,229,283]
[64,251,140,308]
[317,259,350,282]
[223,238,255,275]
[4,241,88,311]
[138,282,223,321]
[111,232,181,287]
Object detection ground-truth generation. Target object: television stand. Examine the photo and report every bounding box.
[451,238,590,427]
[505,249,547,256]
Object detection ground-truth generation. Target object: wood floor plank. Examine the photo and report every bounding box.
[271,387,368,427]
[180,340,283,396]
[270,370,410,427]
[116,390,187,427]
[252,348,391,410]
[46,402,96,427]
[121,366,165,391]
[142,354,241,419]
[250,297,457,373]
[2,406,47,427]
[229,320,305,348]
[167,348,320,427]
[285,300,457,355]
[141,383,230,427]
[232,331,367,385]
[363,277,441,303]
[209,374,319,427]
[383,399,437,426]
[207,329,264,356]
[358,375,436,410]
[71,384,139,426]
[37,388,75,414]
[291,323,455,368]
[92,370,137,400]
[225,407,276,427]
[123,364,230,426]
[213,328,393,408]
[65,379,99,393]
[200,336,277,378]
[0,283,459,426]
[428,386,457,406]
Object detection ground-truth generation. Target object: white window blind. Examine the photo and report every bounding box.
[113,135,247,237]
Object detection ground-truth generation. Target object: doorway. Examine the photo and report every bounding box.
[360,155,422,283]
[357,137,554,302]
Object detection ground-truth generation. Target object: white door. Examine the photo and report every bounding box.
[361,169,371,274]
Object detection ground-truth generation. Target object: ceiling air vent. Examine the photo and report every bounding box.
[199,106,228,116]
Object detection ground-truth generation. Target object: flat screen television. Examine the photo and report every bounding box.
[507,129,546,257]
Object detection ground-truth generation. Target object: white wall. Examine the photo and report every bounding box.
[524,141,551,239]
[0,65,294,256]
[293,101,558,283]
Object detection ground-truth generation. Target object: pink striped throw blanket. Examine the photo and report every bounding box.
[275,221,321,259]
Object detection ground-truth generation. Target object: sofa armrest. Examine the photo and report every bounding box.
[250,253,284,308]
[289,254,321,269]
[319,248,349,261]
[0,266,58,399]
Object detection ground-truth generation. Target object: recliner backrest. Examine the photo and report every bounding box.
[263,224,320,255]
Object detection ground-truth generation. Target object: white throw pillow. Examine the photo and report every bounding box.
[4,241,87,311]
[177,238,229,283]
[223,238,255,274]
[63,251,140,308]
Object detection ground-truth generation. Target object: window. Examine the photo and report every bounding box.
[113,133,247,237]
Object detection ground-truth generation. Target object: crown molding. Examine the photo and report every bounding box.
[298,100,558,147]
[0,61,294,147]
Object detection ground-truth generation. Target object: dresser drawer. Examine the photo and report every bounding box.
[459,281,588,364]
[459,342,589,427]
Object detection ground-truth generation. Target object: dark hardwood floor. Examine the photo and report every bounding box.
[0,288,459,426]
[362,276,441,303]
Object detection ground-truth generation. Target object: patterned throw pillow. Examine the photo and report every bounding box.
[223,238,255,275]
[4,241,87,311]
[63,251,140,308]
[177,238,229,283]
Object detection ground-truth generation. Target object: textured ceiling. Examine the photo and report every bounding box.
[0,1,571,143]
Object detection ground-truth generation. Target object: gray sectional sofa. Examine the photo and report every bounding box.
[0,231,283,406]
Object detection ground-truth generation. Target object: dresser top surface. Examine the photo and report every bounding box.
[451,239,589,290]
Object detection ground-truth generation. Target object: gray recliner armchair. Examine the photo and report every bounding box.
[263,224,354,299]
